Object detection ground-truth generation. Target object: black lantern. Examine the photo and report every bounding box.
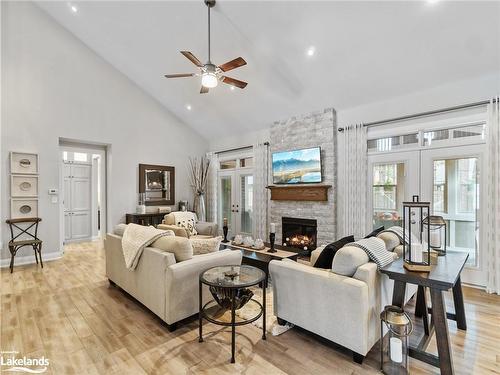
[380,305,413,375]
[422,215,447,256]
[403,195,431,272]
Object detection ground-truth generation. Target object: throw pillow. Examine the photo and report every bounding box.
[313,235,355,269]
[177,217,198,237]
[364,226,384,239]
[348,237,395,269]
[114,223,128,237]
[152,234,193,262]
[377,231,400,251]
[331,245,370,276]
[190,236,223,255]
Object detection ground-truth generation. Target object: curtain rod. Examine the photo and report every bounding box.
[214,141,269,155]
[337,98,496,132]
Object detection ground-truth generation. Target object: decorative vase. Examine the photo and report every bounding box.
[268,232,277,253]
[194,193,206,222]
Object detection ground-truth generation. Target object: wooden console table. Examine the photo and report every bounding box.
[380,253,468,375]
[126,212,166,227]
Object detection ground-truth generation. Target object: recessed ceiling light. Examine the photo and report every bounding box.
[306,46,316,57]
[426,0,439,4]
[229,86,235,91]
[186,104,192,111]
[68,3,78,13]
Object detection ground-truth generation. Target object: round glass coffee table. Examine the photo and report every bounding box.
[199,265,266,363]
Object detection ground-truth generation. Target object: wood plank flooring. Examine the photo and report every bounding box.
[1,241,499,374]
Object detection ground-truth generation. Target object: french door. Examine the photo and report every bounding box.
[420,145,485,285]
[369,145,486,286]
[218,171,254,238]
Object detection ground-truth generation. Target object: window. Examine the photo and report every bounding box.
[73,152,88,162]
[220,160,237,169]
[240,157,253,168]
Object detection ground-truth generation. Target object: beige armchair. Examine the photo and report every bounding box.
[157,211,218,239]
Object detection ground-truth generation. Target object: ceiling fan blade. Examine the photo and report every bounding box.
[164,73,195,78]
[218,57,247,72]
[180,51,204,67]
[200,86,209,94]
[221,76,248,89]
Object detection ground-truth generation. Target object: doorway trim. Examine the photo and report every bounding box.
[58,139,109,250]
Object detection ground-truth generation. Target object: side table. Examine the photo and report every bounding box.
[199,265,266,363]
[380,253,468,375]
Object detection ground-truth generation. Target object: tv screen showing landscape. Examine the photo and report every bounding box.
[272,147,322,184]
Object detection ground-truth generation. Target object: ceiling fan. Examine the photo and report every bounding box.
[164,0,248,94]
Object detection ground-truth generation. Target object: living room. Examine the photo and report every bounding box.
[1,1,500,374]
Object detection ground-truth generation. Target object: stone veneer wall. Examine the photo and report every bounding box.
[269,108,337,247]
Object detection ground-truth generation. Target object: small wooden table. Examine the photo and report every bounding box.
[380,253,468,375]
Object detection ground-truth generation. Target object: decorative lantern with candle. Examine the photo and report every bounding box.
[403,195,432,272]
[268,223,276,253]
[380,305,413,375]
[222,217,229,243]
[422,215,447,256]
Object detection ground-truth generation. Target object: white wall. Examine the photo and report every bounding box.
[1,2,208,262]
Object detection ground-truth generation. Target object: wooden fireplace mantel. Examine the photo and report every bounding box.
[266,184,332,201]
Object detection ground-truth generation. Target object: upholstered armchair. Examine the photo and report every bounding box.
[157,211,218,239]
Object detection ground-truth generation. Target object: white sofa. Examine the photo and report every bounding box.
[269,245,416,363]
[104,231,242,331]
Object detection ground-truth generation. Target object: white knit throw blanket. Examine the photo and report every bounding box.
[122,223,171,270]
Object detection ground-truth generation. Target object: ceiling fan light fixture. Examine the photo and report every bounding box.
[201,72,218,88]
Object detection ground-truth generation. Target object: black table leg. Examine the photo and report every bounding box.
[231,289,236,363]
[198,280,203,343]
[452,277,467,330]
[392,280,407,307]
[415,285,425,317]
[262,282,267,340]
[430,288,454,375]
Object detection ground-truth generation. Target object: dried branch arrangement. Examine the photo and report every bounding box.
[189,156,211,196]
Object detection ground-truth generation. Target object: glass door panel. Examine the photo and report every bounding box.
[421,144,485,286]
[219,175,233,234]
[240,175,254,235]
[372,163,405,229]
[368,151,419,233]
[431,157,479,266]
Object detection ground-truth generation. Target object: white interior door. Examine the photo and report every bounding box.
[63,162,92,242]
[420,145,486,286]
[368,151,420,232]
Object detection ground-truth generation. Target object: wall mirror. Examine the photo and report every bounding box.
[139,164,175,206]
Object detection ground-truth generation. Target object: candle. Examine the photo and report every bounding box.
[270,223,276,233]
[430,230,441,248]
[390,337,403,363]
[223,217,227,226]
[410,243,423,263]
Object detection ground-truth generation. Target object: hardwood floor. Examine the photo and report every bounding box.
[1,241,499,374]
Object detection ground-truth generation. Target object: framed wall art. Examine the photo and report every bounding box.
[11,198,39,219]
[10,152,39,175]
[11,175,38,197]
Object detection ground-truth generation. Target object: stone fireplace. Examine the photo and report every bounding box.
[282,217,317,252]
[269,108,337,247]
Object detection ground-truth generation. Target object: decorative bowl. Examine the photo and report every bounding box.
[209,286,253,310]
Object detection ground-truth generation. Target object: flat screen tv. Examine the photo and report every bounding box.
[272,147,322,184]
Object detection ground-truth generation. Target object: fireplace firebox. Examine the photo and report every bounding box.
[282,217,317,252]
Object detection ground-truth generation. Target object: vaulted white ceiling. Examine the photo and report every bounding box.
[37,1,500,140]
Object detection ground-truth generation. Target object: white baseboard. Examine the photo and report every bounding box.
[0,251,63,268]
